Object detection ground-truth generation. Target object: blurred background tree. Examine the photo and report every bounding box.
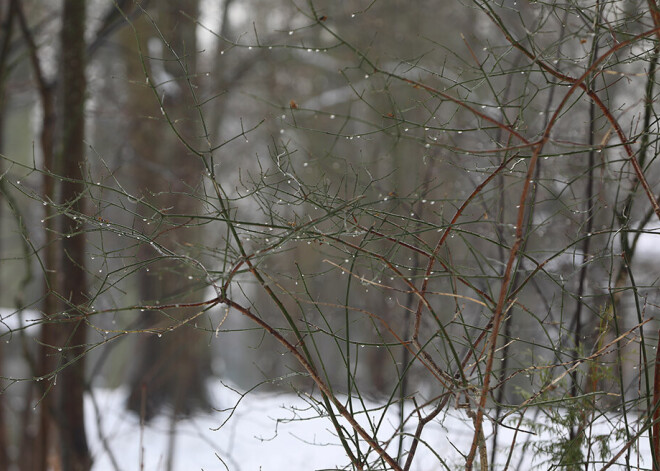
[1,0,660,469]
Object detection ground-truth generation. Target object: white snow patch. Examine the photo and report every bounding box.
[86,381,652,470]
[634,224,660,257]
[0,308,41,335]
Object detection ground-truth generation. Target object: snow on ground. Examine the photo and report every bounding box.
[86,381,652,471]
[1,310,653,469]
[87,383,352,470]
[0,308,41,335]
[635,224,660,257]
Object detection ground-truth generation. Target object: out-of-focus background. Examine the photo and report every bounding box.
[1,1,660,469]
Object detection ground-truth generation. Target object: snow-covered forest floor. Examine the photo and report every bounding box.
[86,381,652,471]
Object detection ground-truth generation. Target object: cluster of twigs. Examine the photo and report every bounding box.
[4,1,660,470]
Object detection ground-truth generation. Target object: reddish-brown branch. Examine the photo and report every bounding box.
[269,287,452,387]
[390,20,660,470]
[350,219,498,307]
[488,16,660,219]
[378,72,533,147]
[412,155,517,358]
[648,0,660,42]
[653,329,660,471]
[221,297,402,471]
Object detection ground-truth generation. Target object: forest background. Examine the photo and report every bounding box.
[2,1,660,470]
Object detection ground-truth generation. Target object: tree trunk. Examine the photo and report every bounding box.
[57,1,91,469]
[0,2,15,469]
[120,0,212,420]
[12,0,62,467]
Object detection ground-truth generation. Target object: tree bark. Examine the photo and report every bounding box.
[57,0,91,469]
[0,2,15,469]
[13,0,61,467]
[120,0,212,420]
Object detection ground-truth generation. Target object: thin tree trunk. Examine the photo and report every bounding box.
[0,2,15,469]
[57,1,91,469]
[12,0,62,467]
